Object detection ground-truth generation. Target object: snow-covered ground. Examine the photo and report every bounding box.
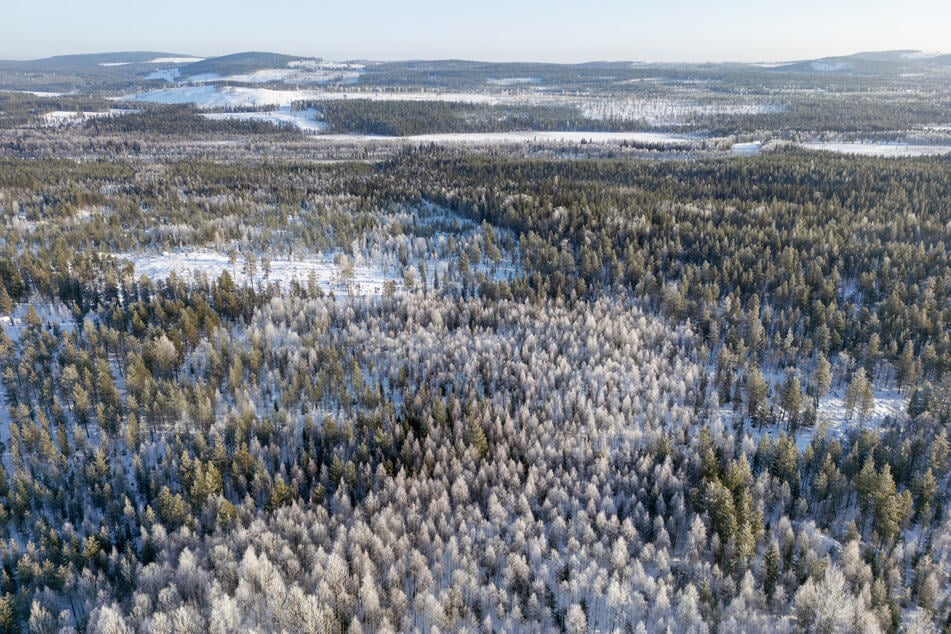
[41,109,134,127]
[1,90,67,97]
[580,99,783,126]
[149,57,204,64]
[146,68,181,82]
[486,77,540,86]
[815,383,907,432]
[810,61,849,72]
[801,142,951,157]
[121,86,509,108]
[293,130,697,145]
[116,250,400,298]
[387,130,697,145]
[202,107,326,133]
[727,382,909,452]
[0,301,77,344]
[120,86,785,130]
[731,141,763,156]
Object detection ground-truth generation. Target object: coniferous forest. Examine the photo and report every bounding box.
[0,51,950,632]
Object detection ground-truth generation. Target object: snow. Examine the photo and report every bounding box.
[121,86,506,108]
[396,131,697,145]
[116,250,401,298]
[810,61,849,72]
[99,62,130,67]
[0,301,77,345]
[731,141,763,156]
[185,73,224,83]
[793,384,905,452]
[487,77,540,86]
[120,86,784,131]
[191,65,362,85]
[202,107,326,133]
[802,142,951,157]
[1,90,66,97]
[149,57,204,64]
[816,384,907,431]
[900,51,944,60]
[300,131,696,146]
[146,68,180,82]
[579,99,783,126]
[41,109,134,126]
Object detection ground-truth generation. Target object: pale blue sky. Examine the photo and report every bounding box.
[2,0,948,62]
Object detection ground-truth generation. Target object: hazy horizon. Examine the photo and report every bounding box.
[2,0,948,64]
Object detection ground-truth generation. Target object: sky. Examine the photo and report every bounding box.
[2,0,949,63]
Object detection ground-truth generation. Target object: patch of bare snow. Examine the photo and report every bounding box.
[487,77,540,86]
[116,250,402,298]
[810,61,849,72]
[42,109,134,127]
[731,141,763,156]
[202,107,326,133]
[580,99,783,126]
[146,68,180,82]
[801,142,951,157]
[122,86,507,109]
[149,57,204,64]
[310,130,697,146]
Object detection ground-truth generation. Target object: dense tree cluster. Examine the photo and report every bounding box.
[304,100,637,136]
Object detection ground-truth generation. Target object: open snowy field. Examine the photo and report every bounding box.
[291,130,699,145]
[802,142,951,157]
[121,86,508,108]
[202,107,326,133]
[41,109,134,126]
[731,141,763,156]
[580,99,783,126]
[379,130,698,145]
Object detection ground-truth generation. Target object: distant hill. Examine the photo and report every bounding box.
[9,52,196,69]
[770,50,949,75]
[177,52,313,78]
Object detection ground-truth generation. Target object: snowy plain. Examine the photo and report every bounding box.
[202,107,327,133]
[801,142,951,157]
[41,109,135,126]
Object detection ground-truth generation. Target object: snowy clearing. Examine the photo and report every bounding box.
[579,99,783,126]
[149,56,204,64]
[202,107,326,133]
[121,86,507,108]
[486,77,540,85]
[187,64,362,85]
[731,141,763,156]
[116,250,401,298]
[802,142,951,157]
[42,109,134,126]
[732,383,909,452]
[2,90,67,97]
[307,131,699,145]
[810,61,849,72]
[398,131,697,145]
[146,68,180,82]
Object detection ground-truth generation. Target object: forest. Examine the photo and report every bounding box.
[0,141,947,632]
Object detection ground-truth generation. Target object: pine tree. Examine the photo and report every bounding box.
[812,356,832,407]
[780,369,802,427]
[763,540,781,598]
[846,368,873,422]
[746,365,768,423]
